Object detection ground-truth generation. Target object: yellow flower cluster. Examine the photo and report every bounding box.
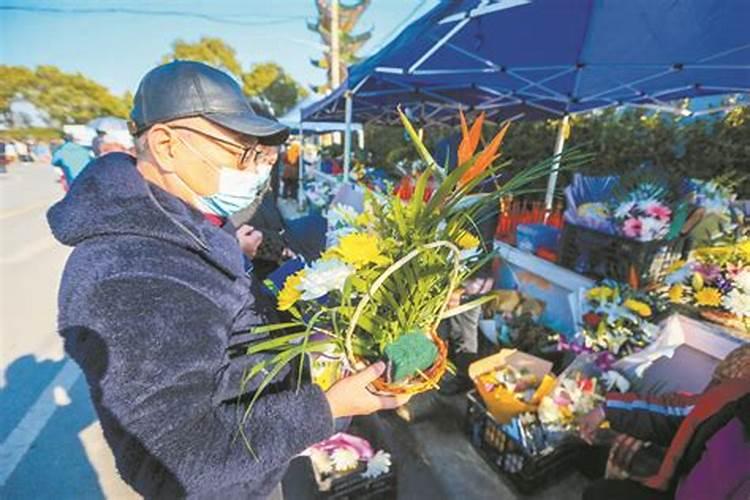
[456,231,480,250]
[623,299,652,317]
[277,272,304,311]
[325,232,390,269]
[694,287,722,308]
[587,286,614,302]
[668,284,684,303]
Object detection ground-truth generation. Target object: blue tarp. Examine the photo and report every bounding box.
[303,0,750,124]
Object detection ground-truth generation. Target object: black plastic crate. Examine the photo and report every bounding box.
[320,463,396,500]
[465,391,581,495]
[558,223,687,288]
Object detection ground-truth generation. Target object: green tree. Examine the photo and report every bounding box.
[161,37,307,116]
[242,62,308,116]
[0,64,130,125]
[162,36,243,78]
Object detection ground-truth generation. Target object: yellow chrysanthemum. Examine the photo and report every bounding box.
[587,286,614,302]
[456,231,480,249]
[624,299,652,317]
[668,284,684,303]
[336,232,389,268]
[355,211,373,227]
[694,287,722,308]
[277,272,303,311]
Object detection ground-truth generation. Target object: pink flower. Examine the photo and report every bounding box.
[643,202,672,222]
[622,217,642,238]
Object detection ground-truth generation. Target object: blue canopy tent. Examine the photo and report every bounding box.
[302,0,750,207]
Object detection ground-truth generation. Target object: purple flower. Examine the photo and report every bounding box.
[694,263,721,282]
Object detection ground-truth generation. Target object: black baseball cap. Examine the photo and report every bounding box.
[129,60,289,145]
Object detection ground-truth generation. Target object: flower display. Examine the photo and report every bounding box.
[558,280,657,368]
[538,373,603,431]
[304,433,392,484]
[661,240,750,334]
[237,108,592,455]
[613,197,672,242]
[362,450,392,479]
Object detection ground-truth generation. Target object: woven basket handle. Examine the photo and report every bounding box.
[344,240,462,364]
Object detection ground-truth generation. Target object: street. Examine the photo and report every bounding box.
[0,162,138,499]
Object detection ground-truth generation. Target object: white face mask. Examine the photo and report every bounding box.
[178,136,273,217]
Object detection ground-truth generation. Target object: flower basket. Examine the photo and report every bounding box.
[558,223,687,288]
[345,241,459,395]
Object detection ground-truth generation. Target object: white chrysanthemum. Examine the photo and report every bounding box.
[638,216,668,241]
[733,269,750,294]
[614,200,637,219]
[328,203,360,229]
[723,288,750,317]
[362,450,392,479]
[298,259,354,300]
[330,448,359,472]
[309,449,334,475]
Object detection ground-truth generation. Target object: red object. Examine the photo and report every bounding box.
[583,312,602,328]
[203,213,225,227]
[494,199,565,244]
[536,247,558,262]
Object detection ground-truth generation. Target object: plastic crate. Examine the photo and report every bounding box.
[558,223,687,288]
[320,464,396,500]
[465,391,581,494]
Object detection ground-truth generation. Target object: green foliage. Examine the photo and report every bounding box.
[0,65,130,125]
[242,62,308,116]
[0,127,62,141]
[366,106,750,197]
[162,36,243,77]
[162,38,307,116]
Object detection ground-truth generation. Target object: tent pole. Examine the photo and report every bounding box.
[343,91,353,182]
[297,125,305,211]
[544,114,569,213]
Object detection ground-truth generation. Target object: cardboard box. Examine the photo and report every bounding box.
[468,349,556,424]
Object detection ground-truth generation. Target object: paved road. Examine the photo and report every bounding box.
[0,162,138,500]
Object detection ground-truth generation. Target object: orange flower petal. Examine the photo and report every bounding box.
[457,111,485,167]
[460,121,510,187]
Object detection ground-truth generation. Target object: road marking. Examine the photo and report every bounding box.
[0,198,58,221]
[0,358,81,486]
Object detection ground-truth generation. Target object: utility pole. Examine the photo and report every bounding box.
[330,0,341,89]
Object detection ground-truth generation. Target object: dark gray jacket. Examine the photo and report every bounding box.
[48,153,333,499]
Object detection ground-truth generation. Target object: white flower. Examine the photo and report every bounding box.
[298,258,354,300]
[330,448,359,472]
[328,203,360,229]
[614,200,637,219]
[309,449,334,475]
[733,269,750,294]
[723,288,750,317]
[537,396,562,425]
[362,450,392,479]
[638,216,668,241]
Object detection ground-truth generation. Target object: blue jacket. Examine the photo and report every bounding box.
[51,141,93,184]
[47,153,333,499]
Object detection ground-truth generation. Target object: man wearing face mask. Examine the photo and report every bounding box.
[47,61,409,499]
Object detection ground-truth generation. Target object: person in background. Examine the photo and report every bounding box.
[91,129,106,156]
[47,61,410,499]
[579,344,750,500]
[281,143,300,199]
[51,133,93,190]
[99,132,135,157]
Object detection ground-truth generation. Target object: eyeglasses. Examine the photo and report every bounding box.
[169,125,260,166]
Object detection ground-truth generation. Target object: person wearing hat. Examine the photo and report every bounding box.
[47,61,409,499]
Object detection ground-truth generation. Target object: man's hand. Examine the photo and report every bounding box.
[578,406,606,444]
[236,225,263,258]
[325,362,412,419]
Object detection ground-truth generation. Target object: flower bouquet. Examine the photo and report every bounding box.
[303,432,393,492]
[238,109,591,448]
[557,280,658,369]
[663,240,750,335]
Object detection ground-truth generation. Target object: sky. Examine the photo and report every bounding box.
[0,0,436,95]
